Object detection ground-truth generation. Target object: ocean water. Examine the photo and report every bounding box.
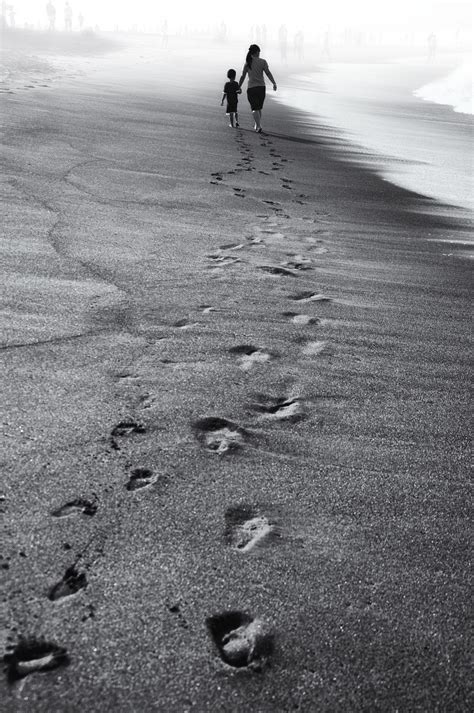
[274,58,474,217]
[414,62,473,115]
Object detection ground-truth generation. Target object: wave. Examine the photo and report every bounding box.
[414,62,473,115]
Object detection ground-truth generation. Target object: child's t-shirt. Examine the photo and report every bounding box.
[223,80,239,102]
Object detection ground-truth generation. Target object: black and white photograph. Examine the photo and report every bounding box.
[1,1,472,710]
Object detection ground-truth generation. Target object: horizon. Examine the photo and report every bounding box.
[3,0,473,36]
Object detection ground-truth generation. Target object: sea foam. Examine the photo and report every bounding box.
[414,62,473,115]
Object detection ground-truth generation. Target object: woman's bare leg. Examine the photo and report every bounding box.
[252,109,261,130]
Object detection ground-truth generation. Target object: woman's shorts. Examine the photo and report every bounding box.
[247,86,266,111]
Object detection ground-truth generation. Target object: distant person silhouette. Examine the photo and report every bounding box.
[78,11,83,30]
[161,18,168,47]
[7,4,15,27]
[322,29,331,60]
[46,1,56,30]
[238,44,277,133]
[219,21,227,43]
[0,1,7,29]
[294,30,304,60]
[64,1,72,31]
[278,24,288,62]
[427,32,437,61]
[221,68,241,128]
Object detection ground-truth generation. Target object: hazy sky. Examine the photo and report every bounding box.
[11,0,473,33]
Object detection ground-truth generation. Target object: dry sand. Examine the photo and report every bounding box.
[1,34,472,711]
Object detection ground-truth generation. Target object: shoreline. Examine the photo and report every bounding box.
[1,43,471,711]
[273,57,473,218]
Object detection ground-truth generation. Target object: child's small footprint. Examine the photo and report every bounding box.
[206,612,274,669]
[125,467,156,491]
[51,499,97,518]
[193,417,248,455]
[48,566,87,601]
[4,640,70,682]
[289,291,331,303]
[229,345,272,371]
[110,421,145,450]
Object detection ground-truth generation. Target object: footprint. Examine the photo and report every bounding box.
[113,371,140,382]
[173,318,197,329]
[125,467,155,491]
[219,242,244,251]
[257,266,297,277]
[139,394,155,409]
[229,345,271,371]
[4,639,70,683]
[247,236,266,247]
[282,257,312,271]
[289,291,331,303]
[200,304,215,314]
[258,230,285,241]
[51,499,97,518]
[206,612,274,669]
[193,417,247,455]
[48,566,87,601]
[252,395,304,421]
[206,254,241,267]
[301,340,327,356]
[282,312,319,325]
[225,505,275,552]
[110,420,145,449]
[167,600,189,629]
[263,200,280,206]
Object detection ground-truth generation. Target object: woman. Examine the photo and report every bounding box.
[238,44,277,133]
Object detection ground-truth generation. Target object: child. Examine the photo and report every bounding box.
[221,69,241,128]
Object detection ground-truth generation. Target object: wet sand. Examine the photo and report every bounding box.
[1,36,472,711]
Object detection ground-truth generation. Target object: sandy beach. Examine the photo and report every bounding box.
[1,32,472,711]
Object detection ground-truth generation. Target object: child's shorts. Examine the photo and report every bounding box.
[226,101,238,113]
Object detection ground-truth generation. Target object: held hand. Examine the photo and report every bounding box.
[273,84,277,91]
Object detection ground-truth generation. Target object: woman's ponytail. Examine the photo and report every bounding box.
[246,44,260,68]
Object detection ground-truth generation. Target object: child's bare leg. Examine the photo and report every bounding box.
[235,112,239,127]
[229,113,234,127]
